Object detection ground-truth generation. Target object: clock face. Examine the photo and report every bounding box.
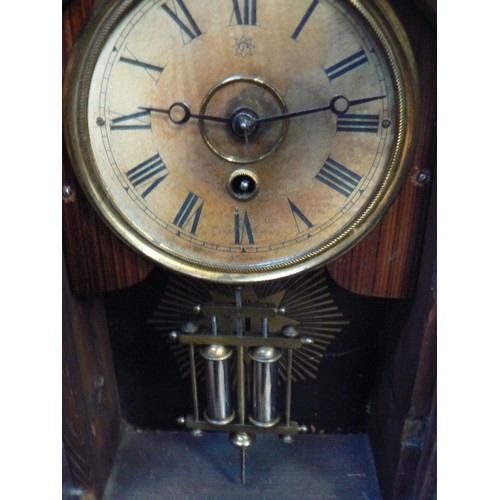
[65,0,418,283]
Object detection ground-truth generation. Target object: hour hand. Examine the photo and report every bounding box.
[139,102,230,124]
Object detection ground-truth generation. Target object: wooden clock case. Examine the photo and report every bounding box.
[62,0,436,497]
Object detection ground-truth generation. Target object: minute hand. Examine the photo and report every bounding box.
[254,94,386,124]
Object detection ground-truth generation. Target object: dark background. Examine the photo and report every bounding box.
[104,267,410,434]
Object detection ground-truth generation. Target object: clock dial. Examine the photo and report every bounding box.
[65,0,418,282]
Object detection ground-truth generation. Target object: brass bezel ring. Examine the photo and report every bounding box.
[63,0,419,284]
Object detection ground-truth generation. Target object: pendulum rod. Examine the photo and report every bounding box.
[237,345,246,425]
[241,444,246,484]
[285,347,293,428]
[236,286,246,483]
[235,286,243,337]
[236,349,249,484]
[281,324,302,443]
[189,344,200,422]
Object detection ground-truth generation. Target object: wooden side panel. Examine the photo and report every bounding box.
[62,147,154,294]
[369,162,436,498]
[62,0,95,64]
[62,255,122,499]
[63,0,154,295]
[328,2,436,298]
[411,388,437,500]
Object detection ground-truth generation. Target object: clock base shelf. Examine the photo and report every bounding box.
[103,427,381,499]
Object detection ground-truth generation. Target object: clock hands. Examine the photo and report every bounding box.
[141,94,386,127]
[139,102,230,124]
[140,103,258,141]
[139,95,386,126]
[254,94,387,124]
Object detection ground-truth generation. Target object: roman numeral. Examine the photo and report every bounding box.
[110,110,151,131]
[288,200,314,232]
[173,191,204,235]
[315,157,361,198]
[119,57,164,73]
[291,0,319,40]
[336,113,379,134]
[126,154,168,198]
[234,208,254,245]
[231,0,257,26]
[161,0,202,42]
[119,55,164,82]
[324,50,368,81]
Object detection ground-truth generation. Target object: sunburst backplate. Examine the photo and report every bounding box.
[149,268,349,384]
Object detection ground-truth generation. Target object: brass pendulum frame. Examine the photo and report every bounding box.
[170,290,311,483]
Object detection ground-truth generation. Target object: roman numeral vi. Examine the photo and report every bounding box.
[234,208,255,245]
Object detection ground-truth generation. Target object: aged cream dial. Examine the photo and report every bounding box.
[64,0,418,283]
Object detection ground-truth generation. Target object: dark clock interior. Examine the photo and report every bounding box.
[103,267,397,433]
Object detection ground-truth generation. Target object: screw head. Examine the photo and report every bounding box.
[417,171,428,184]
[181,321,199,334]
[281,325,300,338]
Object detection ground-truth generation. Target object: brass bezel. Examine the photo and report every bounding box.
[63,0,419,284]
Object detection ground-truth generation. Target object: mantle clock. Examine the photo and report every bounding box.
[62,0,436,498]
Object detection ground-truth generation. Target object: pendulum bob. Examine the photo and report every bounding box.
[200,344,235,425]
[248,346,282,427]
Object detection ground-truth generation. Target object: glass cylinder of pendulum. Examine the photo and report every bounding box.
[248,346,282,427]
[200,344,235,425]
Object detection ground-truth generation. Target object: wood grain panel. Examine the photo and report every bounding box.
[63,145,154,295]
[62,255,122,498]
[63,0,154,295]
[368,161,436,498]
[328,3,436,298]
